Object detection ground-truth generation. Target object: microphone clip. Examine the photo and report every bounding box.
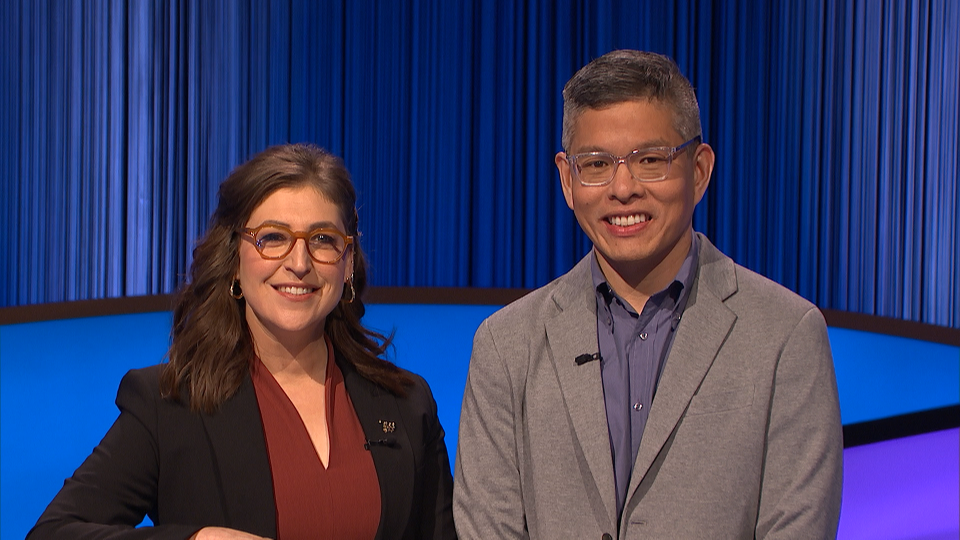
[364,437,397,450]
[575,352,602,366]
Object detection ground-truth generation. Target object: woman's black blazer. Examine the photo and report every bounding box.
[27,355,457,540]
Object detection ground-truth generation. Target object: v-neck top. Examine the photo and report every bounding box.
[251,338,382,540]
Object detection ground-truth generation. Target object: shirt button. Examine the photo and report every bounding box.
[602,534,613,540]
[639,332,648,340]
[633,402,643,411]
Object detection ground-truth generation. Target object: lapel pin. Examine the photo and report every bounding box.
[379,420,396,433]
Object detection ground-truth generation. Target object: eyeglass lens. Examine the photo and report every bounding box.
[254,226,346,262]
[576,149,673,184]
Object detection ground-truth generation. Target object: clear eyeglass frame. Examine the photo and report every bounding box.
[566,135,702,186]
[240,223,354,264]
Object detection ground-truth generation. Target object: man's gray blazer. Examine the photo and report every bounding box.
[454,233,843,539]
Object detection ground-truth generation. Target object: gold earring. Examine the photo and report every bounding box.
[230,279,244,300]
[343,275,356,304]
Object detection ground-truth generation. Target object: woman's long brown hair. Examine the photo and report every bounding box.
[160,143,412,413]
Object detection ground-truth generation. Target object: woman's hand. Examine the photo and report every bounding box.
[189,527,273,540]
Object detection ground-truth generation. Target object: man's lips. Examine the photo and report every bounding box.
[606,213,651,227]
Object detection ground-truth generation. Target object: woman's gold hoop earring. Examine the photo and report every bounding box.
[230,279,244,300]
[343,275,356,304]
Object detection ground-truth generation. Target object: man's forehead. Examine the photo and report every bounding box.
[567,100,681,148]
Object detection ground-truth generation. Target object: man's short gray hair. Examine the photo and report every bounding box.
[561,50,703,150]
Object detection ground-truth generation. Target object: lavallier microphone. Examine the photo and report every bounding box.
[364,438,397,450]
[575,352,602,366]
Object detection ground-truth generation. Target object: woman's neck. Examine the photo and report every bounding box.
[248,320,329,383]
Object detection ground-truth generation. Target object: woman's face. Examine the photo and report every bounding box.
[237,185,353,347]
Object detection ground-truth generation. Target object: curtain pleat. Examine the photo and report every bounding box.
[2,0,957,328]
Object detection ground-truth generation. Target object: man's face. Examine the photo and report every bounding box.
[555,99,714,282]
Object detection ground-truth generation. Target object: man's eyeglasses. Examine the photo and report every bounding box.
[566,135,701,186]
[240,224,354,264]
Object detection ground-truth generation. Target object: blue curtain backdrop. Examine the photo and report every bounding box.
[1,0,958,328]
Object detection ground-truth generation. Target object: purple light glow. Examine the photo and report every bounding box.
[838,428,959,539]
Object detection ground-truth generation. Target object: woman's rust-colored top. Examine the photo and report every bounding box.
[251,338,382,540]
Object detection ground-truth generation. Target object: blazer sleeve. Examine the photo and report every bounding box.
[27,367,202,540]
[453,319,529,540]
[756,307,844,538]
[407,374,458,540]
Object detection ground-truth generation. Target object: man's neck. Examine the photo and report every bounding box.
[595,230,694,312]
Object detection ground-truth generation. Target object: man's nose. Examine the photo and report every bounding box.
[608,159,643,199]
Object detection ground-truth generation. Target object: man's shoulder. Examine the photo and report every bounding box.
[698,234,817,316]
[695,238,823,346]
[488,279,557,321]
[694,239,829,356]
[483,257,591,331]
[729,262,817,316]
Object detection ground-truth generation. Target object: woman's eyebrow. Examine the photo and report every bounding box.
[256,219,341,230]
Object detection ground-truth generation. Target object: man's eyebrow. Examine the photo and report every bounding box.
[573,139,674,154]
[639,138,673,148]
[573,146,613,154]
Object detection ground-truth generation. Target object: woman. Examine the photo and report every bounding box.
[28,144,456,540]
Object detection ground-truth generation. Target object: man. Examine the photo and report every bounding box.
[454,50,843,539]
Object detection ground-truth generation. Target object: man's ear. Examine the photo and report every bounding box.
[692,142,715,204]
[556,152,575,210]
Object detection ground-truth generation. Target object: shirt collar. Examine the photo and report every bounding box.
[591,230,700,310]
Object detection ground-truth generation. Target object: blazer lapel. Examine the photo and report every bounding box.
[547,255,619,529]
[340,357,413,540]
[625,235,738,502]
[200,375,277,538]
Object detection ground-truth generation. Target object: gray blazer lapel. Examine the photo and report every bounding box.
[626,236,738,498]
[200,376,277,537]
[546,255,618,528]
